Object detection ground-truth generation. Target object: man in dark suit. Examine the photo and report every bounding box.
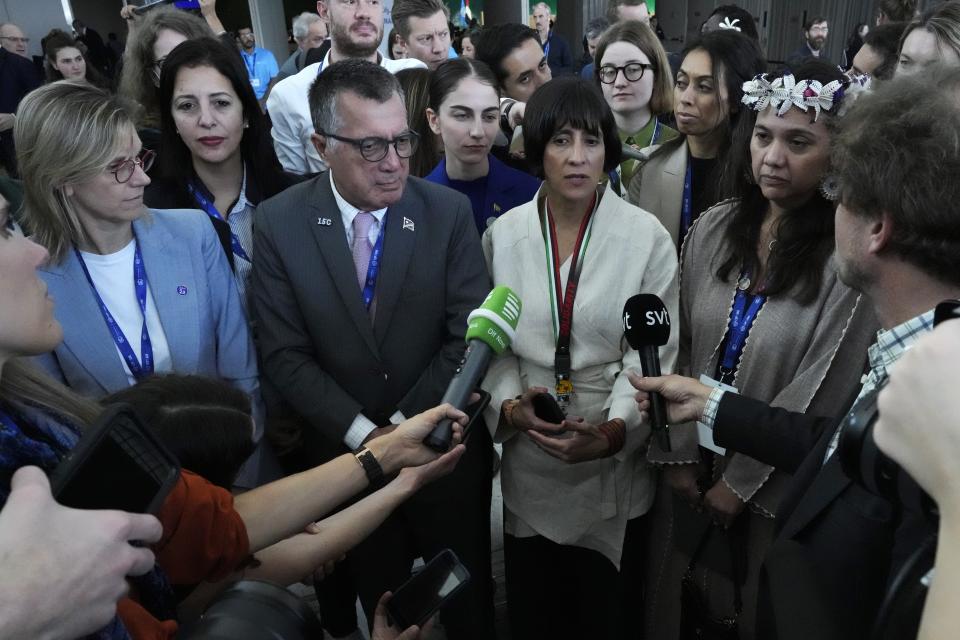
[532,2,573,76]
[630,69,960,639]
[252,59,494,639]
[0,23,42,178]
[787,15,831,66]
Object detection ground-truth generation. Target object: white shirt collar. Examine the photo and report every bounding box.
[329,171,387,231]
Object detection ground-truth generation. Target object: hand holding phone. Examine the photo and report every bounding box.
[385,549,470,630]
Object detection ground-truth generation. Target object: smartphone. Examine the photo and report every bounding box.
[462,389,491,444]
[50,403,180,515]
[531,392,565,424]
[386,549,471,629]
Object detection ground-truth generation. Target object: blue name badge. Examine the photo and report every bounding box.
[696,374,738,455]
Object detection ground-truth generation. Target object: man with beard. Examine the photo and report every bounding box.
[238,26,279,100]
[629,68,960,639]
[788,16,831,66]
[267,0,425,174]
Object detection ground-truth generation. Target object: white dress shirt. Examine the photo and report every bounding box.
[266,51,425,175]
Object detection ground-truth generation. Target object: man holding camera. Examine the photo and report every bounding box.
[630,68,960,639]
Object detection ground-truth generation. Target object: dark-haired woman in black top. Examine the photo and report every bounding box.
[144,37,299,312]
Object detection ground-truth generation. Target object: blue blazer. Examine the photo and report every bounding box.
[34,209,262,418]
[425,155,541,234]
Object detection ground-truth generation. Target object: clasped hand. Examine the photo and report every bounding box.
[365,404,468,490]
[509,387,617,463]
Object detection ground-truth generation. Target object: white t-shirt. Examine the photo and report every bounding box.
[80,240,172,385]
[266,51,425,175]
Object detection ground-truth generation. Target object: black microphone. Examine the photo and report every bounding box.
[934,299,960,326]
[424,286,523,452]
[622,294,672,452]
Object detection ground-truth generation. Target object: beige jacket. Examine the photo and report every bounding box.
[481,184,679,567]
[626,139,689,248]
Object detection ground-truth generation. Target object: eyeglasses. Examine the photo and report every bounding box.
[318,130,420,162]
[111,150,156,184]
[0,36,30,44]
[598,63,654,84]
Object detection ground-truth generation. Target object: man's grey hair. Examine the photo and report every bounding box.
[292,12,323,42]
[532,2,551,16]
[309,59,405,144]
[585,16,610,40]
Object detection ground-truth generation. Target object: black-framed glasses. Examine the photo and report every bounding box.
[598,62,654,84]
[111,150,156,184]
[318,130,420,162]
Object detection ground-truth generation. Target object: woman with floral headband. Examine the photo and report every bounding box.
[637,59,878,639]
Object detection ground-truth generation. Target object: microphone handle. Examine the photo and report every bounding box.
[424,340,494,452]
[639,346,671,452]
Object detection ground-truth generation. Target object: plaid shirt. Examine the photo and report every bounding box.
[822,309,935,463]
[698,310,936,464]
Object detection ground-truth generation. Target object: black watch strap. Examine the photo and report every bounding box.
[353,446,385,486]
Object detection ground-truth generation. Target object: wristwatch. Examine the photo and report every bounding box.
[353,446,385,486]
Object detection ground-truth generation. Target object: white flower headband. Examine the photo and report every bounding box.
[717,17,742,32]
[741,73,845,121]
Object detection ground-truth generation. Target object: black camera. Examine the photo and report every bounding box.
[838,299,960,524]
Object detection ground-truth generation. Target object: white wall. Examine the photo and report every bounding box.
[0,0,74,58]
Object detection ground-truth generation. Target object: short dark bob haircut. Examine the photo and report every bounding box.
[103,374,255,490]
[523,77,622,179]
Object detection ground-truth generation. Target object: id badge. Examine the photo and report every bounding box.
[696,374,738,455]
[251,77,262,88]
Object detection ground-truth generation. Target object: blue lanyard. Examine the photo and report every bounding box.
[544,36,551,58]
[680,161,693,242]
[0,408,19,434]
[187,181,252,263]
[243,51,257,77]
[316,58,326,76]
[719,278,766,382]
[75,241,155,381]
[361,214,387,310]
[651,118,662,145]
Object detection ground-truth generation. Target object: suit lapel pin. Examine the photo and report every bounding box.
[402,217,415,232]
[493,203,501,213]
[317,217,332,226]
[177,286,188,296]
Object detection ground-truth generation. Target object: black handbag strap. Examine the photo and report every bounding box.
[684,523,743,615]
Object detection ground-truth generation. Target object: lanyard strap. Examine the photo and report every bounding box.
[75,241,155,381]
[187,180,252,263]
[362,214,388,310]
[719,275,766,383]
[541,193,598,407]
[680,160,693,242]
[543,35,551,58]
[316,58,326,76]
[243,51,257,77]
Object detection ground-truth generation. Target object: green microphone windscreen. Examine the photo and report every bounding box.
[465,286,522,354]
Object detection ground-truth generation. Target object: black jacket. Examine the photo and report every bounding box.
[0,48,43,176]
[143,167,303,272]
[713,392,933,640]
[543,31,574,77]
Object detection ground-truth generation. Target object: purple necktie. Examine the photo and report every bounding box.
[352,211,375,289]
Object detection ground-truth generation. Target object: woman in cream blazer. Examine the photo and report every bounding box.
[481,77,679,640]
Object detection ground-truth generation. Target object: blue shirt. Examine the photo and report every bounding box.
[240,47,279,99]
[425,155,541,234]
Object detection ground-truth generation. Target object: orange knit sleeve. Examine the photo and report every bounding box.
[153,470,251,584]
